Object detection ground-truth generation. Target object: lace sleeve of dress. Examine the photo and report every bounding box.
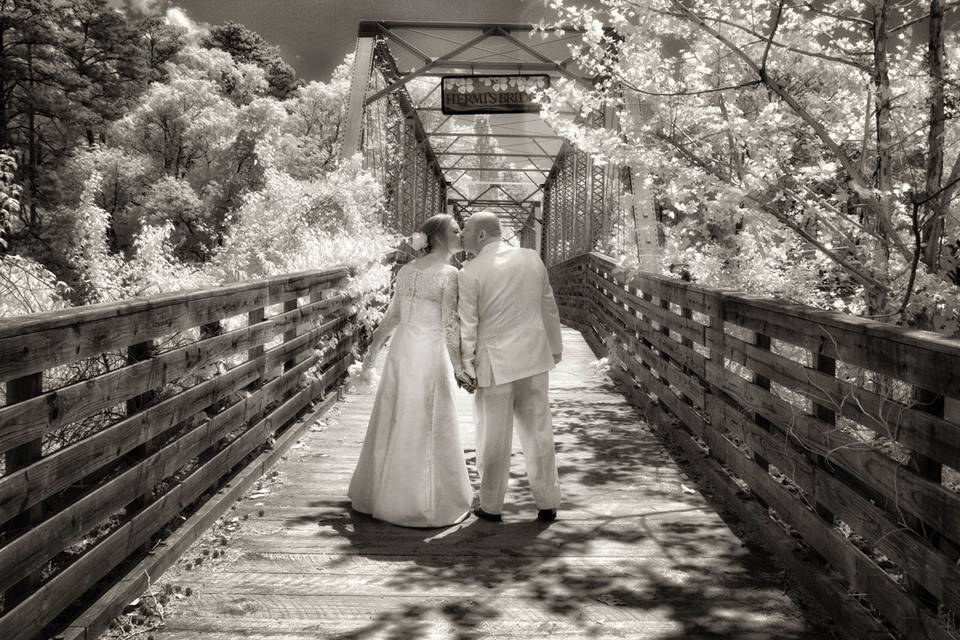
[362,269,403,367]
[440,267,463,375]
[378,278,402,334]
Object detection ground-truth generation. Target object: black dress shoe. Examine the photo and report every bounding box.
[537,508,558,522]
[473,506,502,522]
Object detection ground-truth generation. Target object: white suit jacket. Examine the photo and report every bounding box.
[458,241,563,387]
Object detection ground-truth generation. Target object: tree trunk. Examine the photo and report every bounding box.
[0,19,7,149]
[26,42,38,227]
[922,0,946,270]
[717,93,743,182]
[869,0,892,313]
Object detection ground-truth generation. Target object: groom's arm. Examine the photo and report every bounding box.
[458,268,480,381]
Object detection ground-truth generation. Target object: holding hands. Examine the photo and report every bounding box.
[455,370,477,394]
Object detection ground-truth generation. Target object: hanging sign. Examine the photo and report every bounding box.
[441,75,550,115]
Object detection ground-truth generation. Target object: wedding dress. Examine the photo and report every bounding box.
[348,263,473,527]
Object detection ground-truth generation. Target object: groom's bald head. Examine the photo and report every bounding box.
[462,211,502,255]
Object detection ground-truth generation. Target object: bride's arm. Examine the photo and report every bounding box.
[440,268,464,376]
[362,279,402,369]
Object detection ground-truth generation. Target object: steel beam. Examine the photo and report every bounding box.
[342,36,375,158]
[430,133,562,139]
[358,20,584,33]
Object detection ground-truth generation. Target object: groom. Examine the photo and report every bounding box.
[457,211,563,523]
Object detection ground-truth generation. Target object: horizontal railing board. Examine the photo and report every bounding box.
[703,393,817,496]
[0,269,348,382]
[557,251,960,640]
[590,288,708,380]
[0,336,350,593]
[0,380,316,640]
[59,389,342,640]
[722,300,960,400]
[0,294,350,456]
[0,269,348,338]
[587,270,708,346]
[617,339,706,409]
[585,252,960,401]
[719,332,960,470]
[814,468,960,615]
[615,352,952,640]
[0,313,352,527]
[708,402,954,640]
[610,367,894,640]
[708,359,960,542]
[0,341,354,640]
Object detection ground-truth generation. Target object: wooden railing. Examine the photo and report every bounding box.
[551,252,960,640]
[0,266,365,640]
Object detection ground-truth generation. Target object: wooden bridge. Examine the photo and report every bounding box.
[2,18,960,640]
[0,251,958,640]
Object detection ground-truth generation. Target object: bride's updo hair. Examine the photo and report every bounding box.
[420,214,454,253]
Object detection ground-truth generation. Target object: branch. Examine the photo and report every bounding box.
[917,158,960,209]
[618,76,761,97]
[895,198,923,319]
[668,0,911,263]
[791,2,875,26]
[648,6,873,72]
[761,0,786,72]
[887,0,960,34]
[652,130,889,292]
[755,194,890,292]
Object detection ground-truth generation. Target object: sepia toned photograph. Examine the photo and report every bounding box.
[0,1,958,639]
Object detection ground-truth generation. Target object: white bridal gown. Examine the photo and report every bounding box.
[348,264,473,527]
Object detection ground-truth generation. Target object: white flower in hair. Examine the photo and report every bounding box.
[409,232,428,251]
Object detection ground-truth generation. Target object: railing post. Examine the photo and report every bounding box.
[678,272,695,405]
[282,298,299,373]
[3,371,43,607]
[247,307,266,389]
[705,292,725,383]
[198,321,226,464]
[658,296,673,397]
[812,353,837,525]
[904,387,952,606]
[750,332,772,483]
[310,285,329,398]
[125,340,159,552]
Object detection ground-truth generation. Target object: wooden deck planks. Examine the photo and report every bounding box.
[148,327,819,639]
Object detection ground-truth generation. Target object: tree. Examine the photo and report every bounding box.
[138,16,186,83]
[540,0,960,333]
[201,22,301,100]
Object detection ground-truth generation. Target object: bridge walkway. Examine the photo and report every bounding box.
[149,327,818,639]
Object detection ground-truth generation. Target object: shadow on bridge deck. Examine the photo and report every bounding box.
[149,327,822,639]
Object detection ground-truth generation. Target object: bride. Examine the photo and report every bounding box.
[347,214,473,527]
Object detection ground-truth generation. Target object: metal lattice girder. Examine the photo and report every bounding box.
[384,114,402,232]
[574,147,589,255]
[562,148,575,261]
[400,118,417,235]
[543,166,553,264]
[415,146,427,228]
[589,112,606,252]
[544,169,557,265]
[426,172,435,218]
[436,175,444,214]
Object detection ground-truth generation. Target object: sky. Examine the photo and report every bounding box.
[166,0,564,82]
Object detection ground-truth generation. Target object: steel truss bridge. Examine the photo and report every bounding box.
[341,20,657,267]
[0,20,958,640]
